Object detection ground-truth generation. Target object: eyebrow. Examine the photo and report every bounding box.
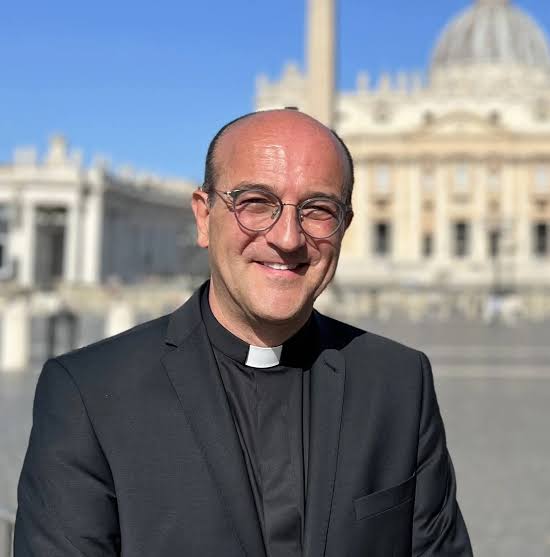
[232,181,344,204]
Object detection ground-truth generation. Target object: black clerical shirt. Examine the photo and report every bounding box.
[201,289,318,557]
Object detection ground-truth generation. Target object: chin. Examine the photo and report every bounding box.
[251,295,312,325]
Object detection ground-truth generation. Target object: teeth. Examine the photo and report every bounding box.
[263,262,299,270]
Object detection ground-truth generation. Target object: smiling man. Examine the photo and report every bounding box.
[194,109,353,346]
[15,109,472,556]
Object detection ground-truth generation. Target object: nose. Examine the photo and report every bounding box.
[266,204,306,252]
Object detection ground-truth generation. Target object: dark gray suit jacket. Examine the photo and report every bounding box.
[15,285,472,556]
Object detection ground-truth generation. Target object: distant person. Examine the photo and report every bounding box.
[15,109,472,556]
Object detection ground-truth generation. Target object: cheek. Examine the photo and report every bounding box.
[207,221,233,269]
[210,219,256,262]
[314,240,340,266]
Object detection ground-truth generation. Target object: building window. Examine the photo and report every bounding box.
[34,207,67,287]
[422,233,433,257]
[453,221,470,257]
[535,165,549,193]
[488,229,501,258]
[374,164,391,195]
[374,222,391,256]
[454,163,469,193]
[533,223,548,256]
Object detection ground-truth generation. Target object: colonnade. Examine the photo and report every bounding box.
[2,285,550,373]
[0,285,193,373]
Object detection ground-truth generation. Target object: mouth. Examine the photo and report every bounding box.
[255,261,308,274]
[262,262,300,270]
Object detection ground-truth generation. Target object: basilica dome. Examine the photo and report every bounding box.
[431,0,550,72]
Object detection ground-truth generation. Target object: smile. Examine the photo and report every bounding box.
[261,262,301,270]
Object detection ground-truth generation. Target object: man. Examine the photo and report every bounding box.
[15,109,473,556]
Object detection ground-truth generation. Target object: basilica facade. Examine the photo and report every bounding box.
[257,0,550,292]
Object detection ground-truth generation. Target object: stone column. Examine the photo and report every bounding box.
[0,507,15,557]
[82,190,104,285]
[434,165,449,265]
[408,163,422,262]
[393,162,410,263]
[20,201,36,288]
[356,162,370,262]
[515,163,531,264]
[500,161,517,286]
[64,201,81,283]
[307,0,335,126]
[1,298,30,373]
[341,161,368,260]
[472,162,487,262]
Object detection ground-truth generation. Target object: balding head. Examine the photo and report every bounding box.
[202,109,354,206]
[192,108,354,345]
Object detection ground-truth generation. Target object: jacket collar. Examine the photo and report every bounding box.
[164,282,206,348]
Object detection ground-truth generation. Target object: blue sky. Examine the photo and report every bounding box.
[1,0,549,182]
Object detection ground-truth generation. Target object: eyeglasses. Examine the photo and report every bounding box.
[211,187,351,239]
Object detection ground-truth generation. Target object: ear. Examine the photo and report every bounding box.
[191,189,210,248]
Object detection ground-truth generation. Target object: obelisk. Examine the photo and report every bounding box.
[306,0,336,127]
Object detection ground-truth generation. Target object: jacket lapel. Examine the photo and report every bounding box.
[304,349,346,557]
[161,292,266,557]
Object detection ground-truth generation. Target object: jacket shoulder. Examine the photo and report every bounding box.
[54,313,171,384]
[316,311,421,360]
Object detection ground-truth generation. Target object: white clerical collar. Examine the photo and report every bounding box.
[245,344,283,368]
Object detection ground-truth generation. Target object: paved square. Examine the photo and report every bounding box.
[2,318,549,556]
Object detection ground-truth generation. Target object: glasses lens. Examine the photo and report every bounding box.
[233,190,280,231]
[299,198,343,238]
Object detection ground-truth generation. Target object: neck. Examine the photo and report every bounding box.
[208,281,310,347]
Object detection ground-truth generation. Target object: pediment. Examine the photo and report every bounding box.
[410,111,509,139]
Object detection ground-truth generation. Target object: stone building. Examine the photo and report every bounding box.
[257,0,550,291]
[0,135,200,289]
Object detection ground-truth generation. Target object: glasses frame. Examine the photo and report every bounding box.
[210,187,352,239]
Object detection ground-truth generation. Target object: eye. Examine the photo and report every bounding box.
[301,200,340,220]
[233,190,279,214]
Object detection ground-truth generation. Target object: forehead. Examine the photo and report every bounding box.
[214,113,347,195]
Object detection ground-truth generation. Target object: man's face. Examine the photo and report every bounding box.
[193,112,352,331]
